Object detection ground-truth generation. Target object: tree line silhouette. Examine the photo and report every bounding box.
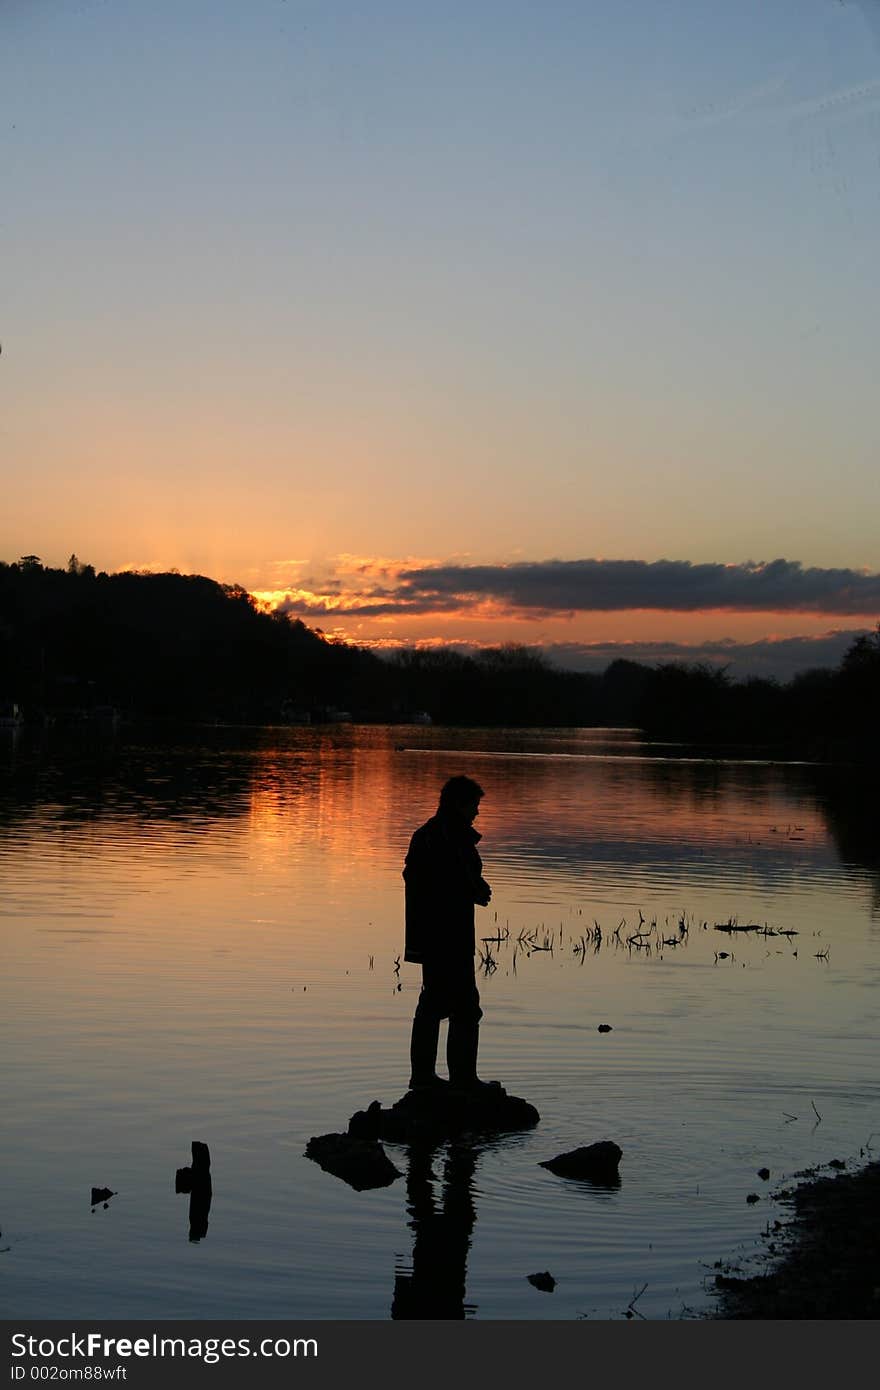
[2,556,878,755]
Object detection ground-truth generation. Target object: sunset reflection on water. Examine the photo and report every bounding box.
[2,725,878,1320]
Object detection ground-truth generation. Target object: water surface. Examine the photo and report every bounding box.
[2,725,878,1319]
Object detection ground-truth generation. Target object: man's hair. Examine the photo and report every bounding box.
[438,775,485,810]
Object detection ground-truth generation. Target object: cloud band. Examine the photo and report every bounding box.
[273,557,880,619]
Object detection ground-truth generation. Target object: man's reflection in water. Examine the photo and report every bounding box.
[391,1141,479,1319]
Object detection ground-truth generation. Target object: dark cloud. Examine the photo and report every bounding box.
[392,558,880,615]
[269,558,880,623]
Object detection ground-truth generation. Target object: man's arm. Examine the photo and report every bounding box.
[403,828,440,963]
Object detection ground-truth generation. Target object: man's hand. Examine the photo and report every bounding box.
[476,878,492,907]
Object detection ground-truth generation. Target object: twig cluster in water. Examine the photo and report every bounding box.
[507,924,557,972]
[624,1281,649,1320]
[714,916,799,938]
[467,906,818,976]
[478,943,498,974]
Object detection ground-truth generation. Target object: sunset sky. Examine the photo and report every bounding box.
[3,0,880,678]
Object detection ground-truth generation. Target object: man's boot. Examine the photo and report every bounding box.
[409,1000,446,1090]
[447,1017,501,1094]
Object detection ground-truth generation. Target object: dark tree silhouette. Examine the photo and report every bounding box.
[1,556,877,750]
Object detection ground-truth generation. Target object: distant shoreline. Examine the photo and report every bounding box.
[4,716,873,771]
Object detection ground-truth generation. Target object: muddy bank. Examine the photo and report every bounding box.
[712,1159,880,1319]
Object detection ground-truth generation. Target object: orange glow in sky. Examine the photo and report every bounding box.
[4,2,880,683]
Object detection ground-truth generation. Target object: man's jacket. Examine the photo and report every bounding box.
[403,811,490,965]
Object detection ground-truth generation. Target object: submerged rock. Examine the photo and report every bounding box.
[175,1140,212,1194]
[540,1140,622,1185]
[174,1141,212,1242]
[305,1132,402,1191]
[347,1084,540,1146]
[307,1084,539,1188]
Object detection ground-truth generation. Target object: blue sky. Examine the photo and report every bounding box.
[2,0,879,675]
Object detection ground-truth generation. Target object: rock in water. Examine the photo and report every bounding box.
[174,1141,213,1242]
[347,1084,540,1145]
[90,1187,115,1206]
[305,1133,402,1191]
[527,1271,556,1292]
[540,1141,622,1184]
[176,1141,212,1194]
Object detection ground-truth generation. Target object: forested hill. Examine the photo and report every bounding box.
[1,557,879,752]
[0,557,382,722]
[0,556,598,725]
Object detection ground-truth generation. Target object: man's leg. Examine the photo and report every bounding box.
[409,989,443,1088]
[446,972,487,1089]
[409,957,453,1088]
[446,1013,480,1087]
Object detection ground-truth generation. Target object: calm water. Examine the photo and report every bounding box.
[2,725,878,1320]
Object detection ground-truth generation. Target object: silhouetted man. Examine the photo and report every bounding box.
[403,775,495,1092]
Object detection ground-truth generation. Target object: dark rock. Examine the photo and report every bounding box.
[347,1099,384,1140]
[540,1141,622,1185]
[527,1271,556,1292]
[174,1142,213,1242]
[746,1192,761,1203]
[347,1084,540,1146]
[176,1141,211,1194]
[597,1024,613,1032]
[305,1133,402,1191]
[90,1187,115,1206]
[757,1167,771,1181]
